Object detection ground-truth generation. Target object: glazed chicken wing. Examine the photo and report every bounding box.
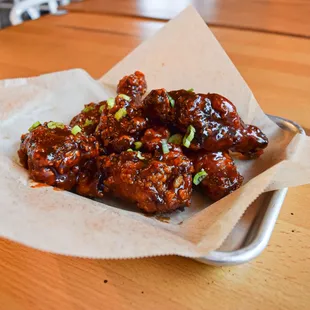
[18,122,99,190]
[144,89,268,157]
[98,146,194,213]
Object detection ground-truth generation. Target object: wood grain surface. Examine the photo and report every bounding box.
[65,0,310,37]
[1,13,309,128]
[1,10,310,310]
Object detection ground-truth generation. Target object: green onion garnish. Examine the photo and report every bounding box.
[187,88,194,92]
[167,93,175,108]
[28,121,41,132]
[193,169,207,185]
[134,141,142,150]
[162,140,170,154]
[119,94,131,101]
[137,151,145,160]
[47,121,65,130]
[99,104,105,113]
[84,119,94,127]
[107,97,115,109]
[82,105,94,113]
[127,149,144,159]
[168,134,182,145]
[183,125,196,148]
[114,108,127,121]
[71,125,82,135]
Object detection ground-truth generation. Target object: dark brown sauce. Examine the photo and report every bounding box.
[143,213,153,218]
[53,187,64,191]
[155,215,170,223]
[143,214,170,223]
[31,182,49,188]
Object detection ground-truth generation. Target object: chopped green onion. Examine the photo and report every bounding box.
[82,105,94,113]
[118,94,131,101]
[167,93,175,108]
[137,151,145,160]
[71,125,82,135]
[28,121,41,132]
[47,121,65,130]
[84,119,94,127]
[183,125,196,148]
[114,108,127,121]
[134,141,142,150]
[193,169,207,185]
[162,140,170,154]
[168,134,182,145]
[127,148,144,159]
[107,97,115,109]
[187,88,194,92]
[99,104,105,113]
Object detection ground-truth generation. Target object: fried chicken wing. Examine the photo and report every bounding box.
[117,71,147,98]
[144,89,268,156]
[190,151,243,201]
[70,101,106,135]
[95,94,148,153]
[18,122,99,190]
[98,147,194,213]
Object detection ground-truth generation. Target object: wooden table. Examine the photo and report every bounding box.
[65,0,310,37]
[1,7,310,310]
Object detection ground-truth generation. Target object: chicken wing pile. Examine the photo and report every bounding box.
[18,71,268,213]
